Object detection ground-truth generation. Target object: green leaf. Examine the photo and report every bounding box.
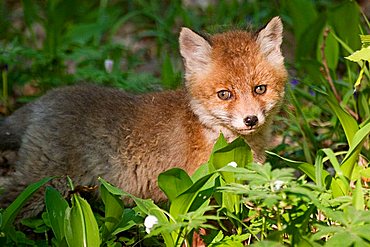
[21,217,49,233]
[208,133,229,173]
[208,136,252,215]
[314,150,325,189]
[328,1,361,52]
[45,186,68,244]
[321,148,349,193]
[169,173,217,219]
[111,209,140,235]
[208,233,250,247]
[345,47,370,62]
[360,168,370,179]
[360,35,370,47]
[64,195,101,247]
[352,178,365,211]
[161,54,179,89]
[210,137,253,182]
[341,121,370,180]
[158,168,193,202]
[98,178,174,246]
[1,177,54,230]
[266,151,318,182]
[191,163,209,182]
[282,0,318,43]
[326,94,359,147]
[98,178,126,196]
[326,231,355,247]
[100,184,124,235]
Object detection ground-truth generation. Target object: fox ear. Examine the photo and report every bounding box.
[256,17,284,67]
[179,28,212,75]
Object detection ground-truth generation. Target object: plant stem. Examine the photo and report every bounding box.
[2,64,8,115]
[321,28,358,120]
[320,28,341,103]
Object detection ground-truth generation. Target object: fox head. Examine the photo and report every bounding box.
[179,17,287,138]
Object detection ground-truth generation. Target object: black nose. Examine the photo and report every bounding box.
[244,115,258,127]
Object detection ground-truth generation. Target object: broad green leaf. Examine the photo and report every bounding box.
[169,173,216,219]
[100,184,124,235]
[341,121,370,180]
[158,168,193,202]
[332,32,370,80]
[345,47,370,62]
[191,163,209,182]
[321,148,349,193]
[352,178,365,211]
[64,195,100,247]
[45,186,68,244]
[326,231,355,247]
[330,178,347,198]
[282,0,317,43]
[353,225,370,241]
[360,168,370,179]
[314,150,325,189]
[208,133,229,172]
[98,178,126,196]
[64,203,84,247]
[208,136,251,214]
[1,177,54,230]
[111,209,140,235]
[327,1,361,52]
[211,137,252,182]
[326,94,359,147]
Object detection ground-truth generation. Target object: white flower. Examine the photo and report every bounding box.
[227,161,238,168]
[144,215,158,234]
[273,180,284,191]
[104,59,114,73]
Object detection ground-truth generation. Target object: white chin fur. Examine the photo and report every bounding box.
[190,99,237,142]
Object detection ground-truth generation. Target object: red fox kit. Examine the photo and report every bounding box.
[0,17,287,216]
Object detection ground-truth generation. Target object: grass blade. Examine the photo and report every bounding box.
[1,177,54,229]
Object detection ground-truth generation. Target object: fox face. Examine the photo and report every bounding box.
[180,17,287,139]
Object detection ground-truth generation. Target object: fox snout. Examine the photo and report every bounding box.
[244,115,258,128]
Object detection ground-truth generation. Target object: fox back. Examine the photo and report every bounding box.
[0,17,287,216]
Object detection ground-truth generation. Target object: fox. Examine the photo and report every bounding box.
[0,17,287,216]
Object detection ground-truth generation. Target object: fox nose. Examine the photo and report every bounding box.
[244,115,258,127]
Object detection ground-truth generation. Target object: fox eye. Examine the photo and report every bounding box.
[254,85,267,95]
[217,90,232,100]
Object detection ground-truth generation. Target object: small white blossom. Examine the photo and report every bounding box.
[227,161,238,168]
[273,180,284,191]
[104,59,114,73]
[144,215,158,234]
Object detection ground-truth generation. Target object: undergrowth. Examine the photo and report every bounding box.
[0,0,370,246]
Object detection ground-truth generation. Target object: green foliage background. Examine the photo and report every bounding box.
[0,0,370,246]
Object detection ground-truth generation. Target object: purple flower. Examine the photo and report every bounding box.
[309,88,316,96]
[290,79,299,88]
